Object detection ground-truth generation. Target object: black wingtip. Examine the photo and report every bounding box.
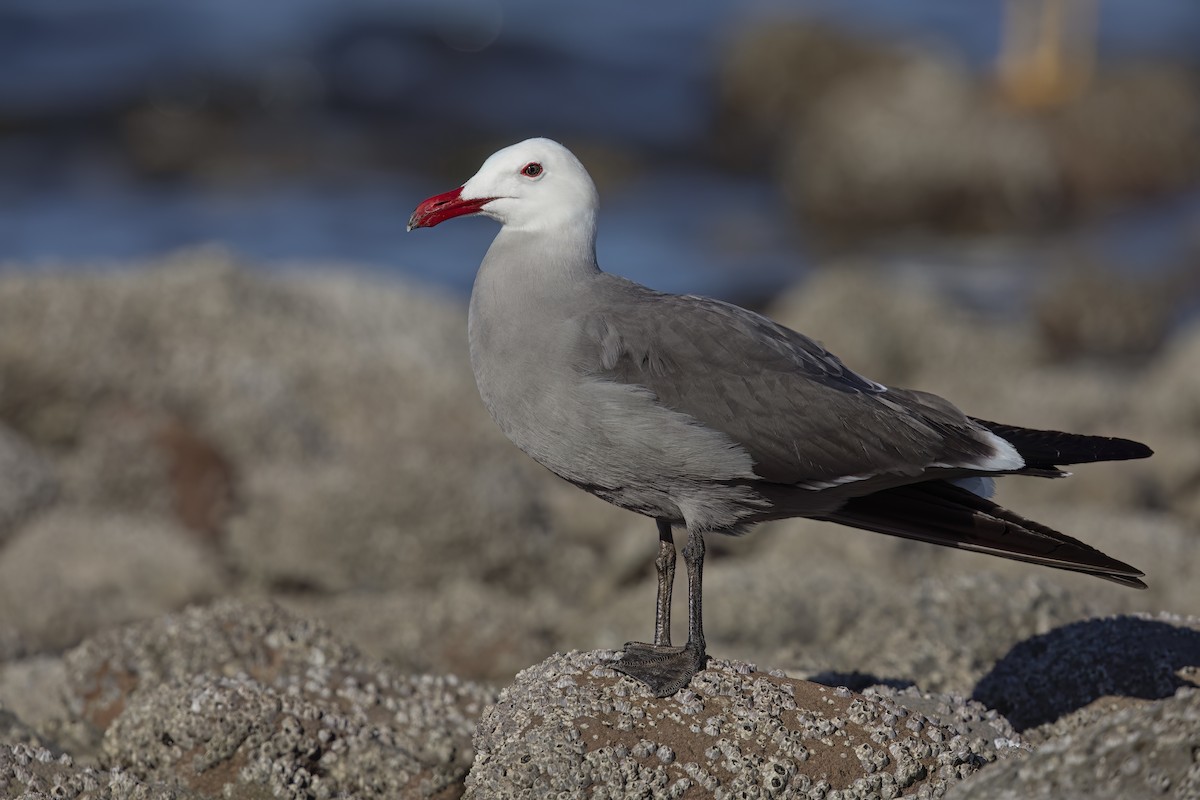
[827,481,1149,590]
[971,418,1153,467]
[1124,440,1154,460]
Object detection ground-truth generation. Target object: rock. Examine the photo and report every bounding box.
[716,21,1200,234]
[56,600,495,799]
[0,657,73,751]
[0,709,49,751]
[465,650,1023,799]
[0,742,194,800]
[105,673,478,800]
[0,423,57,545]
[945,688,1200,800]
[1141,318,1200,523]
[1032,263,1174,362]
[713,22,907,169]
[715,22,1062,234]
[1045,64,1200,210]
[0,510,227,659]
[278,580,566,684]
[805,573,1095,697]
[55,406,235,545]
[0,252,588,598]
[766,266,1033,390]
[972,613,1200,732]
[224,446,554,595]
[786,52,1059,234]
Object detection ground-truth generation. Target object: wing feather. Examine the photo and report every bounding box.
[576,279,1000,487]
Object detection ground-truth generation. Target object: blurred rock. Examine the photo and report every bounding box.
[279,580,564,683]
[0,251,608,595]
[225,446,561,595]
[1141,317,1200,523]
[0,657,73,754]
[767,266,1033,389]
[715,21,1200,234]
[1033,263,1174,362]
[1044,64,1200,210]
[973,613,1200,732]
[713,23,906,170]
[785,52,1060,234]
[465,651,1022,798]
[56,405,234,544]
[0,709,48,751]
[0,510,226,659]
[0,423,56,546]
[946,688,1200,800]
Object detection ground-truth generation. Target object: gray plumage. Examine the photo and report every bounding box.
[409,137,1152,696]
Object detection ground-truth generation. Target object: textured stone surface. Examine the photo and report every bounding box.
[105,673,478,800]
[465,650,1024,799]
[0,742,196,800]
[945,688,1200,800]
[57,600,495,799]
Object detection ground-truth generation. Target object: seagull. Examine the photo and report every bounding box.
[408,137,1152,697]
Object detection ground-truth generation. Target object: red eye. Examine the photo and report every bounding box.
[521,162,543,178]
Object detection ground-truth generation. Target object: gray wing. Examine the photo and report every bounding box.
[575,279,999,487]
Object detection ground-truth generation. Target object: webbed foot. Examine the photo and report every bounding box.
[611,640,707,697]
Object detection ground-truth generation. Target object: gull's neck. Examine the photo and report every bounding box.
[482,210,601,288]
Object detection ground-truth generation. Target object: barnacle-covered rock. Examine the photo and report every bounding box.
[465,651,1024,798]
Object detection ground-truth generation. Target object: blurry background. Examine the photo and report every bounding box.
[1,0,1199,700]
[3,0,1199,308]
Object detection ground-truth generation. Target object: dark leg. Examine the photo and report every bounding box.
[653,519,675,647]
[682,526,706,658]
[611,525,708,697]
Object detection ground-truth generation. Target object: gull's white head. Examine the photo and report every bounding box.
[407,138,598,234]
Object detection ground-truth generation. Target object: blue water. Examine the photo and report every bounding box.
[1,0,1198,302]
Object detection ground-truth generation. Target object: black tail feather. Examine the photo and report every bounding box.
[971,418,1153,470]
[824,481,1146,589]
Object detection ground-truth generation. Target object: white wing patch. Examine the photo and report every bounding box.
[972,430,1026,472]
[931,429,1026,474]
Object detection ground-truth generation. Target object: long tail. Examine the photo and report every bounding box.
[971,418,1153,469]
[823,480,1146,588]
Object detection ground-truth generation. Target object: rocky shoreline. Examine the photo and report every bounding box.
[1,250,1197,798]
